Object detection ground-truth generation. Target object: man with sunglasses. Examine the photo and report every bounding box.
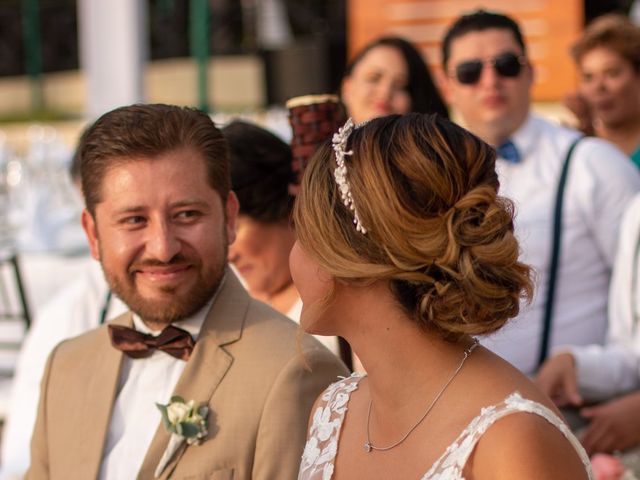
[441,10,640,376]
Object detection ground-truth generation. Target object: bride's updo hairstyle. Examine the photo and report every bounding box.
[293,113,532,339]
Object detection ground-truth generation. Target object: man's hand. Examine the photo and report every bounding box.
[535,352,582,407]
[580,392,640,455]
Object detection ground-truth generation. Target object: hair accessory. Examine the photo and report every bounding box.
[332,117,367,234]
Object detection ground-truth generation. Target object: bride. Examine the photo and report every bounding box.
[293,114,592,479]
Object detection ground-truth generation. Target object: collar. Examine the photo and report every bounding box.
[132,274,227,341]
[504,114,540,163]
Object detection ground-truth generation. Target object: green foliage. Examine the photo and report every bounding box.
[0,109,78,124]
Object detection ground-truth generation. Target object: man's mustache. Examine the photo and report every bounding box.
[128,254,197,272]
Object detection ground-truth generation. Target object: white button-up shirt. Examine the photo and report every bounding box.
[98,297,214,480]
[569,194,640,401]
[480,114,640,374]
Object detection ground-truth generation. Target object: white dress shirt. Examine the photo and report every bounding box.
[234,268,342,357]
[98,298,213,480]
[0,261,127,479]
[286,297,340,356]
[568,194,640,401]
[480,114,640,374]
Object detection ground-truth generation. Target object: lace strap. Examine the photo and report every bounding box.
[298,374,363,480]
[425,393,594,479]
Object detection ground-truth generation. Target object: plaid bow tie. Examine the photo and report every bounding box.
[108,324,195,361]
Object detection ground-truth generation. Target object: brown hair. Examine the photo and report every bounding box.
[571,14,640,71]
[293,113,532,339]
[79,104,230,215]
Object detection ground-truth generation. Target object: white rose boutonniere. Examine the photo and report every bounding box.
[154,396,209,478]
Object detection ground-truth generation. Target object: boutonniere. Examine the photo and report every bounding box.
[154,396,209,478]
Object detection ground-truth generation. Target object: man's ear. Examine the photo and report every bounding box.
[526,61,535,88]
[437,68,456,107]
[81,209,101,261]
[225,191,240,245]
[341,75,353,106]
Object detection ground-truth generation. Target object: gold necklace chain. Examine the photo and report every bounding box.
[364,339,479,453]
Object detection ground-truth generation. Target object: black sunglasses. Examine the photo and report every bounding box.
[453,52,527,85]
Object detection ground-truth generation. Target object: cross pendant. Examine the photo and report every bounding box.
[364,442,372,453]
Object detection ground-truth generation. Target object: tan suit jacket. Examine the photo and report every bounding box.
[26,272,347,480]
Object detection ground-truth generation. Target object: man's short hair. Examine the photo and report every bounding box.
[79,104,230,215]
[441,9,527,69]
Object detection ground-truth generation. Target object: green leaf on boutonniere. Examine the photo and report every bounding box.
[178,422,199,438]
[156,396,209,445]
[156,403,174,433]
[154,397,210,478]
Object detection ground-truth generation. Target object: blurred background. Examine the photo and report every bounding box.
[0,1,634,143]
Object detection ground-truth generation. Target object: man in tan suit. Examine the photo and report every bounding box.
[26,104,347,480]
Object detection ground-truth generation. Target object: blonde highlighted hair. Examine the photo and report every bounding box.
[293,114,532,339]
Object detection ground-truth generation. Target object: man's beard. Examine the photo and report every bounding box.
[102,244,228,326]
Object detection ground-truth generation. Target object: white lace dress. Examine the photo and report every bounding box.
[298,374,594,480]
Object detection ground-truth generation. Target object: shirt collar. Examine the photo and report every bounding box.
[506,114,539,162]
[132,273,227,340]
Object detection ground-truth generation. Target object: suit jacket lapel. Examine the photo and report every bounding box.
[138,272,250,479]
[75,313,130,478]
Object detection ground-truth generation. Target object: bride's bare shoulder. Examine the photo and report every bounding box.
[459,349,590,480]
[465,407,590,480]
[466,346,558,408]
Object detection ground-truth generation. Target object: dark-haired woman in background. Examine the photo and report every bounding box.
[224,120,340,356]
[341,36,449,123]
[294,114,592,479]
